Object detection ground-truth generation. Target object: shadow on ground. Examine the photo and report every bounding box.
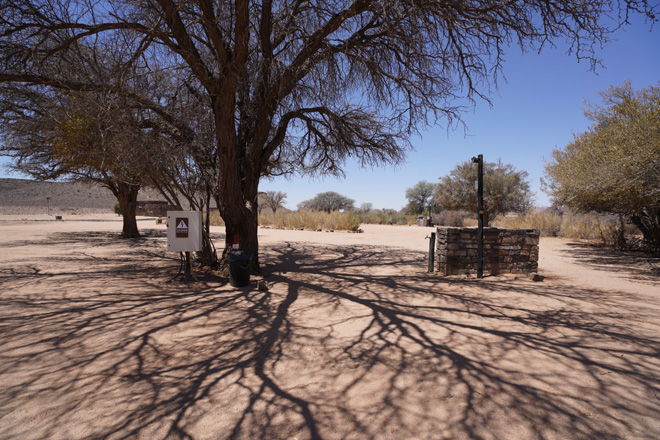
[561,241,660,284]
[1,233,659,439]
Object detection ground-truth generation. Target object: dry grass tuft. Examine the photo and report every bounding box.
[494,210,632,246]
[260,210,361,231]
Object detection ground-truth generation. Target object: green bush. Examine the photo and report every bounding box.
[113,203,121,215]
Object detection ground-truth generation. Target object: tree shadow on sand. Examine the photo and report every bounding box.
[560,242,660,284]
[1,237,659,439]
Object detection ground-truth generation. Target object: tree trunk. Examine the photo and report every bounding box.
[630,209,660,251]
[212,78,265,273]
[617,214,627,249]
[199,188,219,268]
[116,182,141,238]
[220,177,260,272]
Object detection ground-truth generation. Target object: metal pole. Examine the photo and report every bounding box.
[428,231,436,272]
[472,154,484,278]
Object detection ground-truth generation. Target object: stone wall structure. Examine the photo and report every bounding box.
[435,227,540,276]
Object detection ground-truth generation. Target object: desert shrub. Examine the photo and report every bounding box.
[494,210,563,236]
[259,210,361,231]
[431,210,470,227]
[113,203,121,215]
[355,211,417,225]
[559,213,619,244]
[493,210,628,246]
[207,210,225,227]
[213,209,413,230]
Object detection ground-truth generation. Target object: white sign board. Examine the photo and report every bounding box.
[167,211,202,252]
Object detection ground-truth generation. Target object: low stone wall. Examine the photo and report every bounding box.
[435,227,539,276]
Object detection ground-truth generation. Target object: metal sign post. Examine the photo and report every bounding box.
[472,154,484,278]
[428,232,436,272]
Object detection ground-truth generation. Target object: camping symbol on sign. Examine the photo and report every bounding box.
[175,217,189,238]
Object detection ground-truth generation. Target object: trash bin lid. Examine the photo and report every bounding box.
[227,251,252,261]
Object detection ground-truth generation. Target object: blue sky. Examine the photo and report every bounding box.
[1,13,658,211]
[260,14,659,211]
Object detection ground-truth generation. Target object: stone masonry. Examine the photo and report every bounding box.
[435,227,540,276]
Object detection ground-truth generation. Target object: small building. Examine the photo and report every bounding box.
[417,216,431,227]
[136,201,177,217]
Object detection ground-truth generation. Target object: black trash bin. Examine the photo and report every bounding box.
[227,251,252,287]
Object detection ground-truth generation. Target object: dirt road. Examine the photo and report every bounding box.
[1,217,659,440]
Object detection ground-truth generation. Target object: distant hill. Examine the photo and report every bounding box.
[0,178,289,215]
[0,178,165,214]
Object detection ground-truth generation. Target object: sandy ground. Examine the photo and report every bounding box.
[1,216,659,440]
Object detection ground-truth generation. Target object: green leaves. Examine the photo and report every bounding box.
[435,159,533,224]
[543,82,660,248]
[404,180,436,215]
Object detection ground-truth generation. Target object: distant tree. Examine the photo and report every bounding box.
[358,202,374,213]
[263,191,287,213]
[405,181,437,215]
[299,192,355,213]
[543,82,660,249]
[435,160,533,225]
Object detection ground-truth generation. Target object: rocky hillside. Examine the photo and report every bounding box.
[0,178,286,215]
[0,178,165,214]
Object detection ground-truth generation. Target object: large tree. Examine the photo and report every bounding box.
[298,191,355,213]
[262,191,287,213]
[404,180,436,215]
[1,0,657,270]
[0,33,221,246]
[435,160,533,225]
[543,82,660,249]
[0,84,157,237]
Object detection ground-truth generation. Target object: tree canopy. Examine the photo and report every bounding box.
[405,181,437,215]
[262,191,287,213]
[1,0,657,270]
[543,82,660,249]
[0,39,215,239]
[298,192,355,213]
[0,83,158,237]
[435,160,533,225]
